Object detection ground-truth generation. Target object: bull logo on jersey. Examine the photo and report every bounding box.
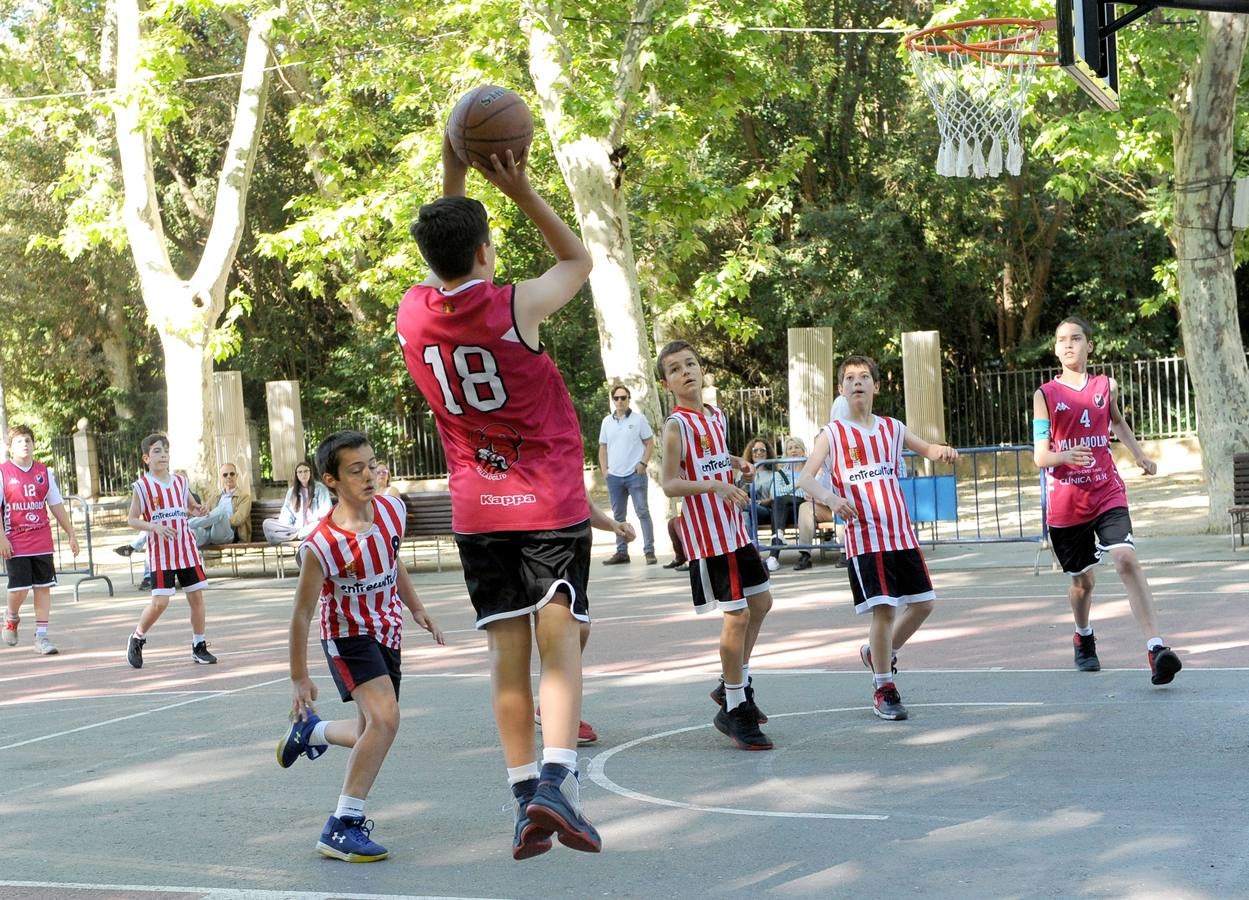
[475,423,522,480]
[1093,392,1106,408]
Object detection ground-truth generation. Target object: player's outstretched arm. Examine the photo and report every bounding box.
[442,133,468,199]
[798,433,857,521]
[474,151,592,345]
[1107,378,1157,475]
[1032,389,1092,468]
[903,428,959,464]
[396,564,445,645]
[288,553,324,720]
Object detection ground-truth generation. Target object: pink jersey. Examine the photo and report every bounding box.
[821,417,919,557]
[133,473,203,571]
[1039,373,1128,527]
[396,279,589,533]
[299,495,407,650]
[1,460,61,557]
[669,405,750,560]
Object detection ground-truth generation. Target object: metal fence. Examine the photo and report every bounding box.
[943,354,1227,447]
[48,435,77,496]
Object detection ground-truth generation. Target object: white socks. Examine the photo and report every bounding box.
[335,794,365,820]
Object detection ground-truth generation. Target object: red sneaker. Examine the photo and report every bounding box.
[534,705,599,746]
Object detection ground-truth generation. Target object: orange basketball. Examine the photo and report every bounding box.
[446,85,534,168]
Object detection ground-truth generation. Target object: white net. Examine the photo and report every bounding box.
[908,21,1047,178]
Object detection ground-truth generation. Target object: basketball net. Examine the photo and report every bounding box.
[906,19,1054,179]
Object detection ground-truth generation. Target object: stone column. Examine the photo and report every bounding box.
[212,371,254,495]
[72,417,101,499]
[787,327,837,446]
[902,331,946,476]
[265,380,305,483]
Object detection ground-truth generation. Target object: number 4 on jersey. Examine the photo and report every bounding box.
[1079,408,1091,428]
[422,345,508,415]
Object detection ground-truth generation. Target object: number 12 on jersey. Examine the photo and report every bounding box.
[422,344,508,415]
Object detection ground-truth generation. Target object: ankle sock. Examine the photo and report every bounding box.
[309,720,330,745]
[542,747,578,772]
[725,683,747,709]
[1075,625,1093,637]
[192,633,205,645]
[1147,637,1164,651]
[334,794,365,820]
[35,621,48,637]
[507,762,540,786]
[873,673,893,689]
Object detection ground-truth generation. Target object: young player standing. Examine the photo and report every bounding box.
[657,341,775,751]
[124,434,216,668]
[0,425,79,655]
[278,431,444,862]
[1033,316,1182,685]
[398,138,601,859]
[798,355,958,721]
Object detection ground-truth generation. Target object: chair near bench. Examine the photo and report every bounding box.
[1230,452,1249,550]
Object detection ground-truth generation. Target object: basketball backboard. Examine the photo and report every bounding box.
[1056,0,1119,111]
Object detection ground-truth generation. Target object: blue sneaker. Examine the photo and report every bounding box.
[511,777,553,861]
[525,763,601,853]
[276,713,327,768]
[316,815,388,862]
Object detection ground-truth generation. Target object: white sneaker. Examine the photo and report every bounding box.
[33,634,58,655]
[766,556,780,572]
[3,618,17,646]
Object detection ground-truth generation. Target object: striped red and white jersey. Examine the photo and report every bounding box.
[0,460,61,557]
[669,405,750,560]
[133,472,204,571]
[299,494,407,650]
[821,416,919,557]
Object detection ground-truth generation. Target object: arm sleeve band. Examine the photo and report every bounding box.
[1032,418,1051,441]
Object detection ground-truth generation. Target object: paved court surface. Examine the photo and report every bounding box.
[2,528,1246,899]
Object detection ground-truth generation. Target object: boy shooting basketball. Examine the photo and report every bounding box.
[798,355,957,721]
[278,431,445,862]
[657,340,775,750]
[398,133,601,859]
[1033,316,1182,685]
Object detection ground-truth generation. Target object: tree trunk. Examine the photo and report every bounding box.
[113,0,279,483]
[1020,199,1068,342]
[0,354,8,461]
[100,296,137,421]
[523,1,661,427]
[1172,12,1249,531]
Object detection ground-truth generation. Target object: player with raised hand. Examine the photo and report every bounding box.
[1033,315,1182,685]
[398,94,602,860]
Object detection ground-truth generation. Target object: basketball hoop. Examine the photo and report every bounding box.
[906,18,1056,178]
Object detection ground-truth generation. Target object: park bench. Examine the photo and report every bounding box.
[1230,452,1249,549]
[401,491,454,570]
[199,497,295,577]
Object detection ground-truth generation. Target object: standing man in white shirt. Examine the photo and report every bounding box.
[598,384,656,565]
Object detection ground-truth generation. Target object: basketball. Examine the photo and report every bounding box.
[446,85,534,168]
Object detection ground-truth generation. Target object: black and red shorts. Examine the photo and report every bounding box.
[322,635,401,702]
[846,549,935,614]
[689,543,770,614]
[1048,506,1134,575]
[151,564,208,596]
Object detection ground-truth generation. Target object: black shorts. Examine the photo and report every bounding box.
[689,544,770,614]
[1048,506,1135,575]
[323,636,401,702]
[151,564,208,596]
[456,519,592,630]
[6,554,56,592]
[847,549,935,614]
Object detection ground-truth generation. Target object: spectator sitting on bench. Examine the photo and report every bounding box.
[190,463,253,547]
[263,460,333,544]
[375,463,403,498]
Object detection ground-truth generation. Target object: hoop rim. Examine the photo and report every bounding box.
[905,17,1058,63]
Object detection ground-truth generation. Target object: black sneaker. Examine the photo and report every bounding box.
[1073,632,1100,672]
[511,777,553,861]
[793,552,813,571]
[191,641,218,664]
[601,552,629,566]
[662,558,687,569]
[1148,645,1182,685]
[114,544,134,557]
[713,702,773,750]
[138,576,152,592]
[872,683,908,721]
[127,634,145,669]
[526,763,602,853]
[709,677,768,723]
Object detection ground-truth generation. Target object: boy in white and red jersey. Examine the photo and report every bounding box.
[1033,316,1182,685]
[398,137,600,860]
[279,430,444,862]
[124,434,217,669]
[1,425,79,655]
[657,341,775,751]
[798,355,958,722]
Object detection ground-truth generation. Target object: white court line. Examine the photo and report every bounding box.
[0,676,287,752]
[0,883,504,900]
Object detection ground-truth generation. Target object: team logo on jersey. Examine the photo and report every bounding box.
[475,423,522,480]
[35,474,44,484]
[1093,392,1106,408]
[849,447,863,465]
[699,435,712,453]
[441,301,456,314]
[1055,402,1070,412]
[341,560,357,579]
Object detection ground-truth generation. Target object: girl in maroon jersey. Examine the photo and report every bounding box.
[1032,316,1181,685]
